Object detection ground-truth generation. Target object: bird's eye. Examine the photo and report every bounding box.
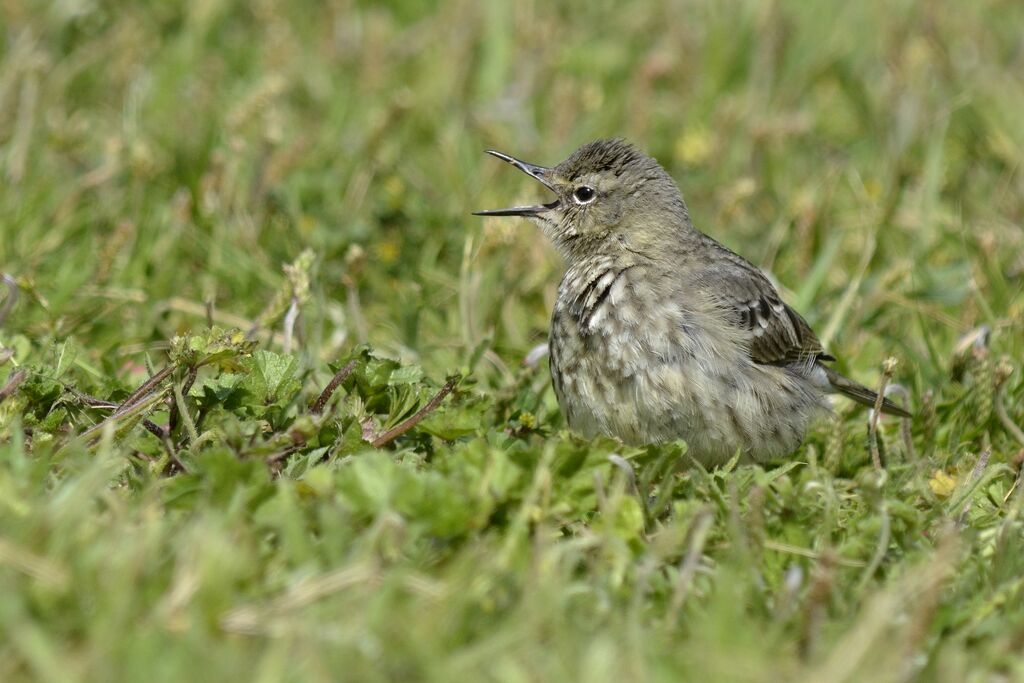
[572,186,596,204]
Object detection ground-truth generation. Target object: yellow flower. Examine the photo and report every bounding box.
[929,469,957,498]
[374,239,400,265]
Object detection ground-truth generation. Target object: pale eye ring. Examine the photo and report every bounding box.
[572,186,596,204]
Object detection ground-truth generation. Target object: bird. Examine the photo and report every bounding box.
[474,138,910,465]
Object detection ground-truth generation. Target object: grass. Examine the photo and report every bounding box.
[1,0,1023,680]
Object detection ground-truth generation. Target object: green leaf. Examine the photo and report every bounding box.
[239,350,301,407]
[386,363,424,386]
[169,328,256,370]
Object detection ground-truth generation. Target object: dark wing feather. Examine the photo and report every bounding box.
[681,238,911,416]
[691,244,833,366]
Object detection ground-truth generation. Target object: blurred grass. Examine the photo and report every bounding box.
[1,0,1023,681]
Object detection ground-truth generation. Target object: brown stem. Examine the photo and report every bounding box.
[66,387,182,470]
[76,387,170,446]
[265,359,362,472]
[0,369,27,405]
[115,365,174,416]
[66,388,164,433]
[311,360,357,414]
[66,388,117,409]
[370,376,459,448]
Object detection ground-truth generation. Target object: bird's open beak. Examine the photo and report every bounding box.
[473,150,560,217]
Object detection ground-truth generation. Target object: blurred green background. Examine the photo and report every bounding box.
[4,0,1021,380]
[2,1,1023,681]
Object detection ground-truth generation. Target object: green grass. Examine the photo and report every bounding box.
[2,0,1023,680]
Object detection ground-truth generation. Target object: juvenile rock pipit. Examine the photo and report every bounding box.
[476,138,910,464]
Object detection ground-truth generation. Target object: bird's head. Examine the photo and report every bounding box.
[475,138,692,263]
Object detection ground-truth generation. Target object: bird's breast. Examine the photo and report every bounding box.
[550,262,715,400]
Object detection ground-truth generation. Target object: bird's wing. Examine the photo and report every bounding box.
[680,240,912,417]
[689,245,833,366]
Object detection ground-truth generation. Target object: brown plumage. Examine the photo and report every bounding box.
[476,139,911,463]
[692,233,909,417]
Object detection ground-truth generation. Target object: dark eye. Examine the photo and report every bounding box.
[573,186,596,204]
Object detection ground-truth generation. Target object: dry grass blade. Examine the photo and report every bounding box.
[666,506,714,623]
[799,529,959,683]
[868,358,898,470]
[0,273,18,327]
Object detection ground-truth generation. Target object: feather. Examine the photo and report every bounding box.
[822,367,912,418]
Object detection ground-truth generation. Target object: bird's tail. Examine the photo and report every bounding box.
[822,367,912,418]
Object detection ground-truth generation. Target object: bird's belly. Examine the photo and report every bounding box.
[549,311,828,464]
